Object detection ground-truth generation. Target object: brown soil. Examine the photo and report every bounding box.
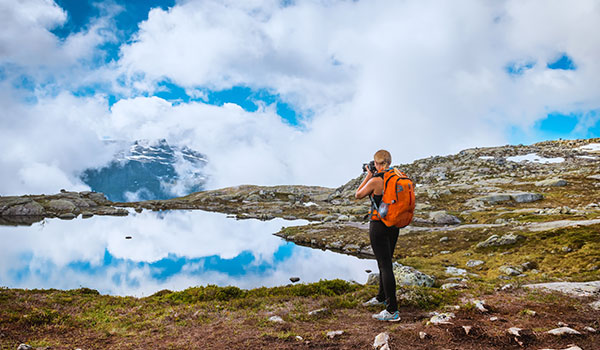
[1,287,598,350]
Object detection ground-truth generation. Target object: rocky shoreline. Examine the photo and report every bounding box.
[2,138,600,350]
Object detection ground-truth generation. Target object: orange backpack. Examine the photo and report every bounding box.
[369,168,415,228]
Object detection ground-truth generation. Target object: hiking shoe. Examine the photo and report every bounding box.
[362,297,385,307]
[372,310,401,322]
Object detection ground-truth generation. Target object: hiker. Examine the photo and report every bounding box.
[355,149,401,322]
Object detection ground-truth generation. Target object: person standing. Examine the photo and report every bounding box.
[355,150,401,322]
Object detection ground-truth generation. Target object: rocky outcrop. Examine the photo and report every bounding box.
[0,191,128,225]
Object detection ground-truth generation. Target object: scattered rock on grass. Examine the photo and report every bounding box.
[373,332,389,349]
[393,263,435,287]
[326,330,344,339]
[428,312,455,325]
[546,327,581,336]
[268,316,284,323]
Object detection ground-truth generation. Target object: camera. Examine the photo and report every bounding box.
[362,160,376,173]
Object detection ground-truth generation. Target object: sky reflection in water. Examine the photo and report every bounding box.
[0,210,376,296]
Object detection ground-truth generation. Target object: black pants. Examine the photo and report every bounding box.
[369,220,400,312]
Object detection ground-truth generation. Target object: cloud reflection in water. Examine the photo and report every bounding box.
[0,210,376,296]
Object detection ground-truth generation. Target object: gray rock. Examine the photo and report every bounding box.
[308,308,329,317]
[429,211,461,225]
[441,283,466,290]
[499,265,522,276]
[523,281,600,297]
[2,201,45,216]
[342,244,360,253]
[289,277,300,283]
[546,327,581,336]
[445,266,467,276]
[59,213,77,220]
[360,245,374,256]
[439,236,449,243]
[373,332,389,349]
[81,212,94,218]
[17,345,32,350]
[366,273,379,285]
[475,194,512,204]
[590,300,600,310]
[47,199,77,212]
[326,330,344,339]
[268,315,284,323]
[326,241,343,249]
[476,233,523,248]
[428,312,455,325]
[512,192,544,203]
[535,178,567,187]
[394,263,435,287]
[466,260,484,267]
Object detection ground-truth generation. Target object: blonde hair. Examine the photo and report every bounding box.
[374,149,391,167]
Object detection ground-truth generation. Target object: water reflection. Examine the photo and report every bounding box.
[0,210,376,296]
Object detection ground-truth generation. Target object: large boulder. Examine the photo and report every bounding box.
[429,211,461,225]
[47,199,77,213]
[393,263,435,287]
[2,201,45,216]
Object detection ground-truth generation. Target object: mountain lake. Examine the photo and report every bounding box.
[0,210,377,296]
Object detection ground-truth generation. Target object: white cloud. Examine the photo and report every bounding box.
[2,0,600,194]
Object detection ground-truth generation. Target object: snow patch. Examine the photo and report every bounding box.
[577,143,600,152]
[577,155,598,160]
[479,156,494,160]
[507,153,564,164]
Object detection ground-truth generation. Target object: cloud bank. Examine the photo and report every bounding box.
[1,0,599,195]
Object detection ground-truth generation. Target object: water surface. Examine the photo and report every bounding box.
[0,210,376,296]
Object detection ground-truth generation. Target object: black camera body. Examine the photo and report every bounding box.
[362,160,376,173]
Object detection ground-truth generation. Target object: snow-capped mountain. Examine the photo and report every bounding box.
[81,139,207,202]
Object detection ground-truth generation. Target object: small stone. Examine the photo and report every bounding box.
[326,330,344,339]
[474,300,488,312]
[419,331,428,340]
[366,273,379,286]
[489,316,499,321]
[441,283,466,290]
[466,260,484,267]
[557,321,569,327]
[59,213,77,220]
[268,316,284,323]
[522,309,537,317]
[365,269,372,273]
[81,211,94,218]
[499,265,522,276]
[290,277,300,283]
[295,336,303,341]
[308,308,328,317]
[429,312,455,325]
[439,236,449,243]
[429,211,461,225]
[125,236,132,239]
[463,325,472,335]
[500,284,513,291]
[17,345,32,350]
[584,326,596,333]
[440,250,451,254]
[546,327,581,336]
[373,332,389,349]
[562,246,573,253]
[589,300,600,310]
[507,327,522,337]
[445,266,467,276]
[135,207,143,213]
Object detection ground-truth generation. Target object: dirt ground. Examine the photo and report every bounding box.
[1,286,599,350]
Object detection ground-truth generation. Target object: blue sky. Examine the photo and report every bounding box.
[1,0,599,194]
